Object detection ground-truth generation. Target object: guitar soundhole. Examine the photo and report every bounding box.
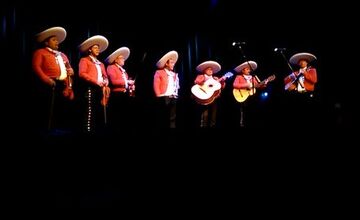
[209,84,213,88]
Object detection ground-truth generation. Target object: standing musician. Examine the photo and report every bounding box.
[78,35,109,133]
[192,61,227,128]
[283,52,318,128]
[153,50,180,128]
[233,61,272,127]
[105,47,136,132]
[32,26,75,132]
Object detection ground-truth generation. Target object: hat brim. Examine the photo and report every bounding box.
[36,27,66,43]
[105,47,130,64]
[79,35,109,53]
[289,53,317,65]
[234,61,257,73]
[196,61,221,74]
[156,51,178,68]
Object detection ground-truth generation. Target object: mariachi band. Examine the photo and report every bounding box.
[32,26,318,132]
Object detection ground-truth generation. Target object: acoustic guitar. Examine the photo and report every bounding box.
[191,72,233,105]
[233,74,275,103]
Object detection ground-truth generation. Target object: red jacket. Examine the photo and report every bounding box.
[284,67,317,92]
[233,74,260,89]
[79,56,107,86]
[107,64,129,92]
[153,69,179,97]
[32,48,71,85]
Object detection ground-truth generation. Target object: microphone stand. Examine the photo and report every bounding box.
[278,50,294,73]
[277,50,304,90]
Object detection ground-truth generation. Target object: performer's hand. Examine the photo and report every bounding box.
[128,80,135,85]
[49,79,56,87]
[66,68,74,76]
[98,79,109,87]
[290,73,296,81]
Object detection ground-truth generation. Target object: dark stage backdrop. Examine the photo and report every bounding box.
[2,0,358,209]
[2,0,356,131]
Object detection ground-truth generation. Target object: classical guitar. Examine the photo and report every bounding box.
[191,72,233,105]
[233,74,275,103]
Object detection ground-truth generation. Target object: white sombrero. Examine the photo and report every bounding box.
[79,35,109,53]
[234,61,257,73]
[105,47,130,64]
[36,26,66,43]
[156,50,178,68]
[196,61,221,74]
[289,52,317,65]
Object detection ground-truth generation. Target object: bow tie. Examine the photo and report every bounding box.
[46,47,61,56]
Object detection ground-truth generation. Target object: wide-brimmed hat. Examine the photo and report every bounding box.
[36,26,66,43]
[105,47,130,64]
[196,61,221,74]
[289,52,317,65]
[234,61,257,73]
[156,50,178,68]
[79,35,109,53]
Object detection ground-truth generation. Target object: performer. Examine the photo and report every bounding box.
[283,52,318,127]
[153,50,180,128]
[192,61,226,128]
[284,52,317,94]
[32,26,75,132]
[105,47,136,132]
[78,35,109,133]
[233,61,273,127]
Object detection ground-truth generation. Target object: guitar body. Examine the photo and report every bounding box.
[233,74,276,103]
[191,72,234,105]
[233,88,255,103]
[191,78,222,105]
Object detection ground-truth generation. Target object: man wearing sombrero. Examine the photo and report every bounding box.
[284,52,317,93]
[233,61,271,127]
[105,46,135,131]
[193,60,225,128]
[78,35,109,133]
[32,26,75,131]
[153,50,180,128]
[283,52,318,127]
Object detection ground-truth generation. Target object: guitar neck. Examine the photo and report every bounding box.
[256,75,275,88]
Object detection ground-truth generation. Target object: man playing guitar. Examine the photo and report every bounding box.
[192,60,227,128]
[232,60,273,127]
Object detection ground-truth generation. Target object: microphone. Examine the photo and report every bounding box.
[274,48,286,52]
[232,42,246,46]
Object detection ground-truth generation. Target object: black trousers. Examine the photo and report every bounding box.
[156,96,177,128]
[82,85,106,133]
[108,91,134,132]
[31,80,75,133]
[199,102,218,128]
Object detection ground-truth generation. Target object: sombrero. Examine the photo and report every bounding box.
[36,26,66,43]
[79,35,109,53]
[289,52,317,65]
[234,61,257,73]
[105,47,130,64]
[156,50,178,68]
[196,61,221,74]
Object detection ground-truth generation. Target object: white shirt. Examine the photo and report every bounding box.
[89,55,105,85]
[163,69,179,97]
[47,47,67,80]
[117,64,128,89]
[297,67,306,92]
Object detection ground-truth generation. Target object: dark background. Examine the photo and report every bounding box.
[2,0,357,209]
[2,0,356,130]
